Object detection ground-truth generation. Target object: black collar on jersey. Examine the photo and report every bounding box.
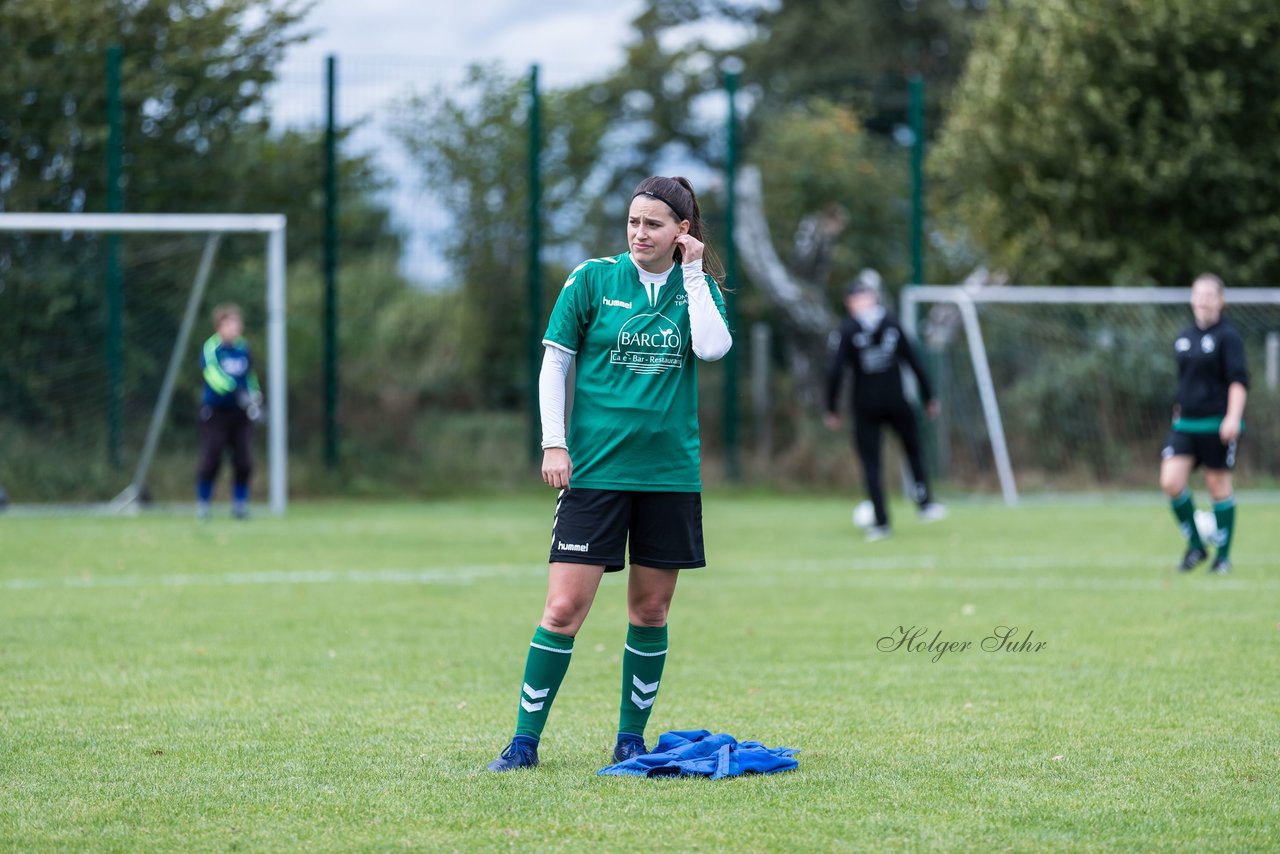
[633,190,687,222]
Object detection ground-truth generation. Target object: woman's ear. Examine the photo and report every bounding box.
[680,220,690,235]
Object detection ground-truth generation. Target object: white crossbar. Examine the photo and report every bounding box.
[0,212,285,233]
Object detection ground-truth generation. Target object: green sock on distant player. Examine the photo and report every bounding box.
[618,623,668,738]
[1170,489,1204,551]
[513,626,574,741]
[1213,496,1236,561]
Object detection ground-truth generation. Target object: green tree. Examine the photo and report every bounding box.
[0,0,311,215]
[633,0,984,135]
[753,99,909,295]
[736,0,986,135]
[613,0,985,293]
[933,0,1280,285]
[391,65,618,407]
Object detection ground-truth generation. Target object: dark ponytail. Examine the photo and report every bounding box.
[632,175,727,283]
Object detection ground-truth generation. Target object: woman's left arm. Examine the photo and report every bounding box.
[675,235,732,361]
[1221,383,1247,443]
[1220,329,1249,443]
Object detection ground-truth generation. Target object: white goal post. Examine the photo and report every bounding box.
[901,285,1280,505]
[0,213,288,514]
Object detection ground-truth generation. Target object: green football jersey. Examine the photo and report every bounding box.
[543,252,728,491]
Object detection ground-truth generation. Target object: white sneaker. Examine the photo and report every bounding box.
[864,525,892,542]
[918,502,948,523]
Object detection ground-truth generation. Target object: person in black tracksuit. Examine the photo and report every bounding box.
[825,275,946,540]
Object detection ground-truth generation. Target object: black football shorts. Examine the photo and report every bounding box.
[1162,430,1237,471]
[548,488,705,572]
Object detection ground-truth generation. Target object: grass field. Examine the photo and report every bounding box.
[2,492,1278,852]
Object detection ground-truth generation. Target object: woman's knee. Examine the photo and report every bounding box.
[1159,464,1187,496]
[1204,472,1233,502]
[542,594,590,634]
[628,596,671,627]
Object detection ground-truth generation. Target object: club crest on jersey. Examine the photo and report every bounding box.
[611,312,684,375]
[1200,335,1216,354]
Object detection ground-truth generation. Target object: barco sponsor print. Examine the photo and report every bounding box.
[610,312,685,375]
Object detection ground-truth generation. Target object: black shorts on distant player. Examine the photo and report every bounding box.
[1162,430,1237,472]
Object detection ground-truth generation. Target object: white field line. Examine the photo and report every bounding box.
[0,564,545,591]
[3,555,1278,593]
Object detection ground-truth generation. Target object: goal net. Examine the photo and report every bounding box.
[902,285,1280,502]
[0,214,288,514]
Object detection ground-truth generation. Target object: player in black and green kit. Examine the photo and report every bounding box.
[486,176,732,772]
[1159,274,1248,574]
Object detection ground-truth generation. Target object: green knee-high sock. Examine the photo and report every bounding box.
[1213,496,1236,560]
[513,626,574,741]
[1171,489,1204,550]
[618,623,668,738]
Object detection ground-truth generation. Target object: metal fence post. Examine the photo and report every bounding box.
[527,65,543,463]
[105,44,124,468]
[324,54,340,467]
[723,67,741,481]
[909,75,926,288]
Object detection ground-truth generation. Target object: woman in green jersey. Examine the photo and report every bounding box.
[487,176,732,772]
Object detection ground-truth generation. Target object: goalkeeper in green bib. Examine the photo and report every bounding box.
[486,176,732,771]
[1159,274,1249,574]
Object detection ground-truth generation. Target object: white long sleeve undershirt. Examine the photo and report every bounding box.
[678,258,733,361]
[539,343,574,449]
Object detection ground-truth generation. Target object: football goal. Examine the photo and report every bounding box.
[0,213,288,514]
[901,285,1280,503]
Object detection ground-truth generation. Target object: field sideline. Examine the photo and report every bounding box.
[2,493,1277,851]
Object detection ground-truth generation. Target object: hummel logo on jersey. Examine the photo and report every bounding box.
[1175,337,1191,352]
[603,296,633,309]
[557,540,589,552]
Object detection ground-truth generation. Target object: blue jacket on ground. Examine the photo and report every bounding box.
[598,730,799,779]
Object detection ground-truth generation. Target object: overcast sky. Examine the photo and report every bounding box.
[268,0,746,285]
[290,0,644,67]
[275,0,648,116]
